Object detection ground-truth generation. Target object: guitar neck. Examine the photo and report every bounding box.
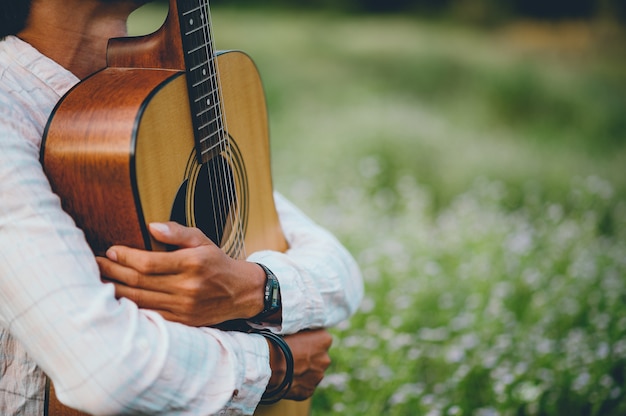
[176,0,226,164]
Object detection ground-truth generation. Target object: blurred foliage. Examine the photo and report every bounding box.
[204,7,625,415]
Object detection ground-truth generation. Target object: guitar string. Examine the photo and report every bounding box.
[183,0,245,258]
[201,0,246,258]
[185,0,222,255]
[197,0,224,255]
[211,0,246,259]
[202,0,236,257]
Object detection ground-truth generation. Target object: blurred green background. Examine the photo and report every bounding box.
[130,1,625,415]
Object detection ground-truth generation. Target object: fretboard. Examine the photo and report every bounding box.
[177,0,225,163]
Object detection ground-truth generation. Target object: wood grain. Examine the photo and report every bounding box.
[107,0,184,70]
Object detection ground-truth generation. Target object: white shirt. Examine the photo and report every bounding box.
[0,35,363,415]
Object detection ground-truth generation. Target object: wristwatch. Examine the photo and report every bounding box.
[254,263,281,321]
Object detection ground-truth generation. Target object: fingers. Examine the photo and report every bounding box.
[286,354,330,401]
[280,329,333,401]
[102,244,189,277]
[102,223,217,276]
[148,222,212,249]
[102,274,208,326]
[97,255,174,290]
[106,278,171,308]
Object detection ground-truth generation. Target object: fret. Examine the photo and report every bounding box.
[186,43,207,55]
[191,81,213,99]
[194,112,220,139]
[189,75,217,97]
[179,0,203,15]
[190,81,214,100]
[200,142,228,159]
[199,135,229,156]
[191,73,214,88]
[189,60,208,72]
[179,5,210,45]
[198,134,227,160]
[197,118,223,141]
[179,1,204,20]
[188,69,212,85]
[193,90,215,106]
[196,101,220,118]
[184,27,209,46]
[198,116,221,132]
[199,128,224,146]
[184,25,203,36]
[188,63,212,81]
[196,110,220,127]
[194,100,219,118]
[185,48,209,69]
[191,94,218,114]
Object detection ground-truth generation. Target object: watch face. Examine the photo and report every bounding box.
[268,276,281,311]
[258,264,281,318]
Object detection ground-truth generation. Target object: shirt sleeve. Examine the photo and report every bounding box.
[0,102,269,415]
[247,192,364,335]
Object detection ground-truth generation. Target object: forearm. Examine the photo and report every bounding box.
[2,248,270,414]
[0,140,269,415]
[94,192,362,332]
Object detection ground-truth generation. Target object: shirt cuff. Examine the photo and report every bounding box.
[246,251,325,335]
[212,330,271,415]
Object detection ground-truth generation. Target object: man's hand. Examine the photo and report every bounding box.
[96,222,266,327]
[266,329,333,401]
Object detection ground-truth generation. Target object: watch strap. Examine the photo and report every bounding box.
[253,263,281,321]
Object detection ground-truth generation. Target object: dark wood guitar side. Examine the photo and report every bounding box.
[41,0,309,415]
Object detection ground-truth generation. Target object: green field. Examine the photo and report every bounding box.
[130,5,626,415]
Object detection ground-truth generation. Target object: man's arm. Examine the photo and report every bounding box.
[0,111,280,414]
[99,193,364,334]
[97,222,269,327]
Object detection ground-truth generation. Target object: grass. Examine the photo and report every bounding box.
[130,5,626,415]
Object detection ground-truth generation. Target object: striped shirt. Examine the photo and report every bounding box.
[0,35,363,415]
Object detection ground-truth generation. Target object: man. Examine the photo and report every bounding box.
[0,0,363,414]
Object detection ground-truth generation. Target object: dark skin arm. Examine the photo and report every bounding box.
[96,221,268,327]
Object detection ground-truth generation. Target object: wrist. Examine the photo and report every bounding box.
[236,262,266,320]
[266,337,286,391]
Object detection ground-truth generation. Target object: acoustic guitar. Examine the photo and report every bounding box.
[41,0,309,414]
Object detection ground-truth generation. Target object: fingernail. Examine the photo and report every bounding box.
[106,248,118,262]
[149,222,170,236]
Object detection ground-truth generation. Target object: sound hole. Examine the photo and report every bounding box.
[171,154,236,248]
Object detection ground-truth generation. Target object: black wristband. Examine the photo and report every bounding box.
[252,263,281,322]
[256,330,294,405]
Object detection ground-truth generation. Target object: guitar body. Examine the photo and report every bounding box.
[43,51,286,258]
[40,1,311,412]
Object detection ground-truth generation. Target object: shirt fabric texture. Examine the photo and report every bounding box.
[0,35,363,416]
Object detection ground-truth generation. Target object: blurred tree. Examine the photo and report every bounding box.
[351,0,451,13]
[208,0,624,23]
[448,0,511,24]
[595,0,624,23]
[511,0,597,19]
